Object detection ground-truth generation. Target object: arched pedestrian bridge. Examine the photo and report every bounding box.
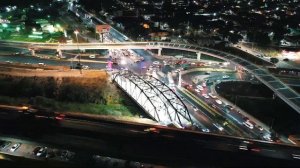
[112,70,193,128]
[27,41,300,114]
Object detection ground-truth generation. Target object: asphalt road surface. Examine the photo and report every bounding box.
[0,115,300,167]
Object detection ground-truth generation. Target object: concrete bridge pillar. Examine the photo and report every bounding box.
[57,49,62,57]
[158,48,162,56]
[178,71,182,87]
[31,49,35,56]
[197,52,201,61]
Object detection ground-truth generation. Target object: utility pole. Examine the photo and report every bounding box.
[74,30,82,74]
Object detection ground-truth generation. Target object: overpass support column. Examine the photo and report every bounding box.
[158,48,162,56]
[178,71,182,87]
[56,49,62,57]
[197,52,201,61]
[31,49,36,56]
[57,49,62,57]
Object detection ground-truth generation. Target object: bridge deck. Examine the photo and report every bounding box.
[30,41,300,113]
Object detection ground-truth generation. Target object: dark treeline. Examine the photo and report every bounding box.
[78,0,115,12]
[0,0,53,7]
[0,75,106,104]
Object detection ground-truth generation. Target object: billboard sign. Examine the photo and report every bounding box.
[96,24,110,34]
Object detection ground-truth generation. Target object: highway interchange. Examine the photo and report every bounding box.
[0,3,300,167]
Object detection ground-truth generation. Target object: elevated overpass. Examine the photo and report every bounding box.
[28,41,300,114]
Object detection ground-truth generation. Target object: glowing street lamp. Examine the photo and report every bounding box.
[74,30,80,61]
[74,30,79,41]
[74,30,82,73]
[120,59,126,65]
[2,23,8,28]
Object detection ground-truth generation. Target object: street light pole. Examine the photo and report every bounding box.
[74,30,82,74]
[74,30,80,64]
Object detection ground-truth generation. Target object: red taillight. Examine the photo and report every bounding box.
[251,148,261,152]
[55,114,65,120]
[55,117,63,120]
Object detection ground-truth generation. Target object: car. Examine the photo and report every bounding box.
[213,123,224,131]
[82,65,89,70]
[33,146,41,154]
[196,85,204,90]
[195,89,201,93]
[144,127,160,134]
[89,55,96,58]
[263,134,273,141]
[257,125,264,131]
[153,61,160,65]
[192,106,198,111]
[202,94,210,99]
[215,99,222,105]
[202,128,210,133]
[174,69,181,73]
[10,143,21,152]
[208,93,217,99]
[222,75,230,79]
[225,105,234,110]
[0,141,11,149]
[283,58,289,62]
[36,147,47,157]
[38,63,45,66]
[243,120,254,129]
[239,144,248,150]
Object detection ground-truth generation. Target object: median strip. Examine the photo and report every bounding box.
[179,87,247,137]
[181,87,221,116]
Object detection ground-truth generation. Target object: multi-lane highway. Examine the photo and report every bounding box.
[0,3,293,142]
[0,110,300,167]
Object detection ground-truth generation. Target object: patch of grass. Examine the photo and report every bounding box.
[33,96,136,117]
[0,95,136,117]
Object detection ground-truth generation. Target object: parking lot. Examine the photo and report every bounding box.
[0,138,75,163]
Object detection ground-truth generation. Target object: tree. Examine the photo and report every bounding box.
[256,32,271,45]
[270,57,279,64]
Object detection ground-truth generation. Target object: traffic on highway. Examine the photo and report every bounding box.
[0,3,293,144]
[0,2,299,167]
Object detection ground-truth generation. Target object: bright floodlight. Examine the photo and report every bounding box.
[120,59,126,65]
[2,23,8,28]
